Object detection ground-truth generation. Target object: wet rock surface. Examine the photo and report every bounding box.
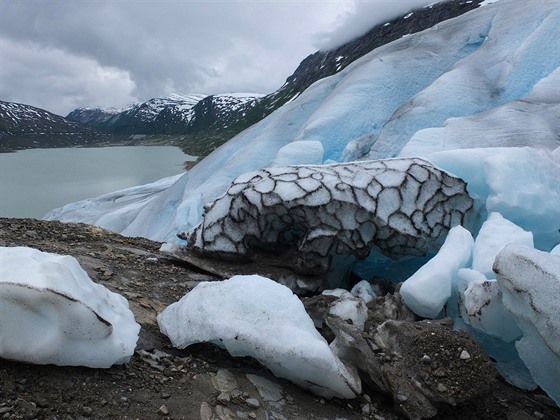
[1,218,559,419]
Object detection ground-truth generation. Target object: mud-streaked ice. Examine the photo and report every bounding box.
[494,244,560,406]
[0,246,140,368]
[157,275,361,399]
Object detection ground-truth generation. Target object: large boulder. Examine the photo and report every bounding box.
[182,158,474,278]
[319,291,496,420]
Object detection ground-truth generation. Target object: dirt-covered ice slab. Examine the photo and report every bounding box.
[181,157,474,285]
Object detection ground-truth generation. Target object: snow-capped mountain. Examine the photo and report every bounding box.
[66,93,207,134]
[66,93,263,136]
[0,100,109,151]
[63,105,130,127]
[185,93,264,132]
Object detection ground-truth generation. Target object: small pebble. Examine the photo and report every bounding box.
[460,350,471,360]
[217,392,231,403]
[158,405,169,416]
[421,354,431,364]
[396,394,408,402]
[245,398,260,408]
[361,403,371,414]
[200,402,213,420]
[436,383,448,393]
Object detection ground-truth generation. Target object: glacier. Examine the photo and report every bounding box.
[45,0,559,245]
[40,0,560,404]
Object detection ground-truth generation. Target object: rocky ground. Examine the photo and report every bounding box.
[1,218,559,420]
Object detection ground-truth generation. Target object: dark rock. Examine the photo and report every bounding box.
[327,313,496,419]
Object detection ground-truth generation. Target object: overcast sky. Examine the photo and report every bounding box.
[0,0,438,116]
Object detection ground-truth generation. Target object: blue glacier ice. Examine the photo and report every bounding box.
[43,0,560,402]
[45,0,559,246]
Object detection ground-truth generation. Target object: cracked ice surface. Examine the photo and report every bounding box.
[183,157,474,276]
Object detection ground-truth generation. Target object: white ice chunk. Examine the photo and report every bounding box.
[0,247,139,368]
[494,244,560,405]
[322,288,354,299]
[457,268,522,342]
[350,280,377,303]
[329,296,368,331]
[472,212,534,278]
[157,275,360,399]
[400,226,474,318]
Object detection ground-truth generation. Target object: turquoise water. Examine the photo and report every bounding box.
[0,146,193,218]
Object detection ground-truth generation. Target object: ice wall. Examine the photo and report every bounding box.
[45,0,559,244]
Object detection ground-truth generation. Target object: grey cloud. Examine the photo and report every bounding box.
[1,38,136,115]
[315,0,444,50]
[1,1,403,115]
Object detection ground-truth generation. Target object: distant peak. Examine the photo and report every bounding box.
[215,93,265,99]
[162,93,207,101]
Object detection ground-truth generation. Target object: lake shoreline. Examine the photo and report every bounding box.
[0,145,191,219]
[0,134,190,154]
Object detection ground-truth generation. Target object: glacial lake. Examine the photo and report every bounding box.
[0,146,193,219]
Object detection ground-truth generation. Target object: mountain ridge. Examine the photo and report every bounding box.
[67,0,485,153]
[0,100,114,152]
[1,0,485,154]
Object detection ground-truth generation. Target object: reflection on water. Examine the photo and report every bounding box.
[0,146,192,219]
